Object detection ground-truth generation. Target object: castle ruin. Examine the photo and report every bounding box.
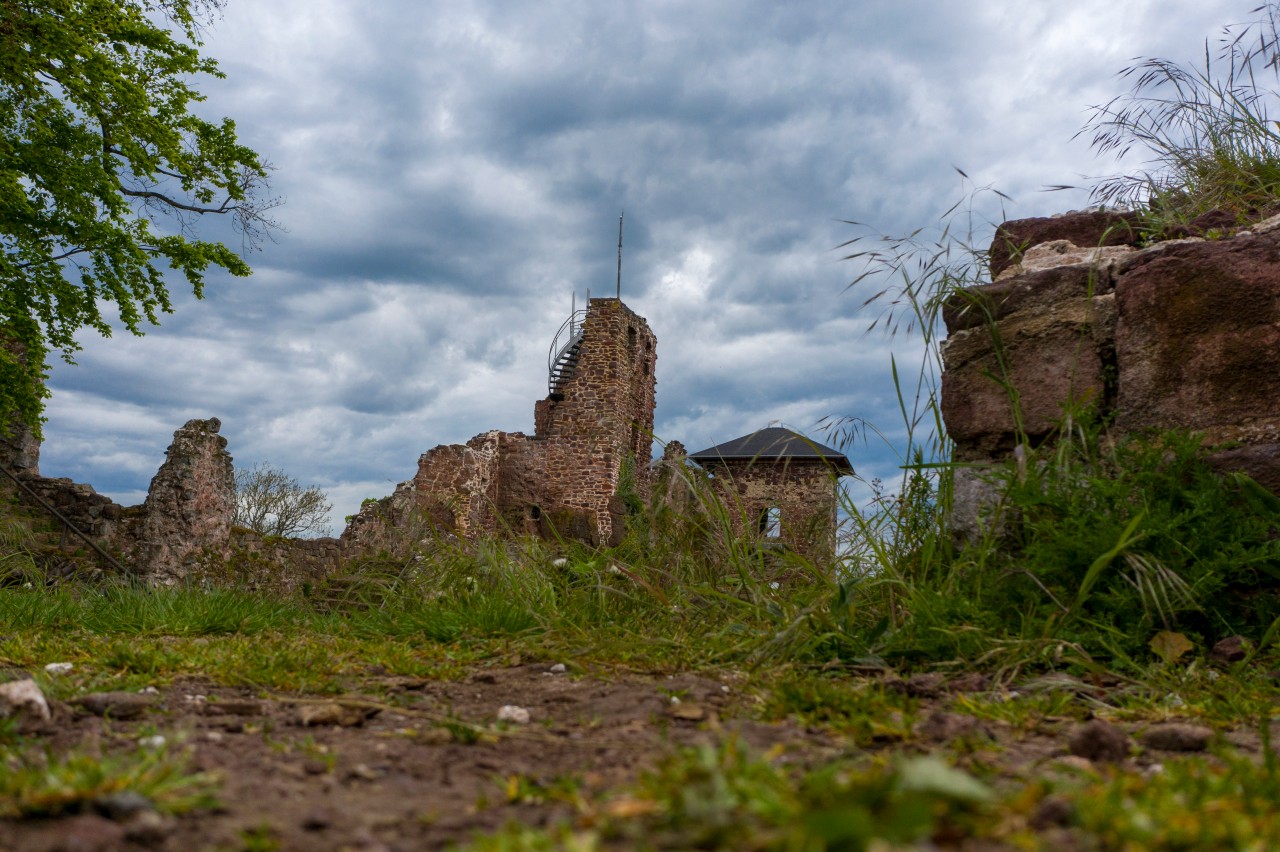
[3,291,856,585]
[343,297,657,549]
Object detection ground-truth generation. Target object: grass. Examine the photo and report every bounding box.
[0,741,217,819]
[0,525,1276,847]
[1075,2,1280,230]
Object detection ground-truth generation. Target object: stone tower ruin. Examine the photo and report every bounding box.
[343,297,657,549]
[534,297,657,540]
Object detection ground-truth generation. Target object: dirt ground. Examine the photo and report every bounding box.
[0,662,1252,851]
[2,663,819,851]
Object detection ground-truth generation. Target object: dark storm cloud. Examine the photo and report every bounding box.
[37,0,1250,524]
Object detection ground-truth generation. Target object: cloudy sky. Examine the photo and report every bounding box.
[39,0,1253,530]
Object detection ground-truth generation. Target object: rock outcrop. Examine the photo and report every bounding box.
[944,209,1280,534]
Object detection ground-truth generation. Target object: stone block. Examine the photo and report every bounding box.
[944,263,1109,334]
[1206,443,1280,495]
[942,296,1112,460]
[1114,232,1280,433]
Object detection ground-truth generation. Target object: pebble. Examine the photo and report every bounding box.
[1141,723,1213,752]
[1068,719,1129,763]
[43,662,74,674]
[548,663,567,674]
[199,699,262,716]
[1031,796,1074,829]
[0,678,51,729]
[137,735,166,750]
[93,790,156,821]
[347,763,384,781]
[122,809,172,844]
[671,703,706,721]
[1053,755,1097,773]
[893,672,945,698]
[32,814,125,851]
[947,672,991,693]
[1211,635,1249,666]
[497,705,531,724]
[914,711,992,744]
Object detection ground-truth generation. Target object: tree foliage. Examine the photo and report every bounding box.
[234,463,332,539]
[0,0,277,434]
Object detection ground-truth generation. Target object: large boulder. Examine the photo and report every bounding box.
[945,261,1113,333]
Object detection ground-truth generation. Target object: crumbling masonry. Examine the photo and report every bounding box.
[343,298,657,549]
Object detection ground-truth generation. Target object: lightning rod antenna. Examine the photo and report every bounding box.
[616,212,623,300]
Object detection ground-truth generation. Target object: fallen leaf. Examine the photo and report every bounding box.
[605,797,661,818]
[1150,631,1194,664]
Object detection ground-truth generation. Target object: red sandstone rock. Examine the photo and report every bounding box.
[1068,719,1129,763]
[1114,232,1280,438]
[942,296,1113,460]
[944,263,1110,334]
[989,211,1140,278]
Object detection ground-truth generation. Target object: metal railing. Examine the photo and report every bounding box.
[547,308,588,396]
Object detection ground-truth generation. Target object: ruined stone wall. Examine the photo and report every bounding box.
[706,460,841,560]
[944,209,1280,531]
[15,476,129,543]
[0,337,42,477]
[343,298,659,552]
[5,417,319,586]
[218,529,344,594]
[412,430,503,536]
[129,418,237,585]
[0,425,39,478]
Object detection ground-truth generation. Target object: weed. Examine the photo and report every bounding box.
[1081,2,1280,225]
[0,742,217,818]
[760,674,916,743]
[238,822,283,852]
[1071,748,1280,847]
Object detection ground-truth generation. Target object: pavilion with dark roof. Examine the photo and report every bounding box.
[687,427,852,559]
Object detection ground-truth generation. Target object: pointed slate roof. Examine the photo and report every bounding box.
[688,427,852,474]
